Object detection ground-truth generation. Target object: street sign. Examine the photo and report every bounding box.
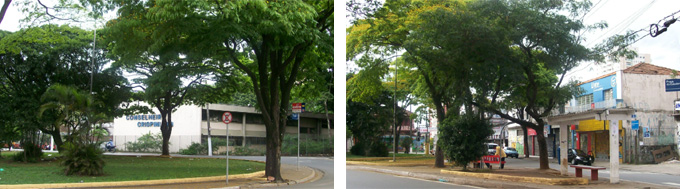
[665,79,680,92]
[291,113,299,120]
[222,112,232,124]
[675,100,680,111]
[632,120,639,130]
[292,103,305,113]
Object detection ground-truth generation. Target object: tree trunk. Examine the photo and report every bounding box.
[264,115,283,182]
[535,126,549,169]
[160,110,172,156]
[434,145,445,167]
[522,125,529,158]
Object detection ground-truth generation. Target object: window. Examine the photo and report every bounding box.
[604,89,613,101]
[202,110,243,123]
[577,94,593,106]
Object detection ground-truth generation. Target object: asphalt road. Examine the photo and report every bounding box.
[505,157,680,187]
[346,169,481,189]
[232,156,334,188]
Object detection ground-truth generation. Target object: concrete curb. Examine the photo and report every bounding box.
[240,166,319,188]
[346,161,431,167]
[0,171,265,189]
[440,169,588,185]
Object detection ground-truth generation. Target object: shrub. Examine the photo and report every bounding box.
[13,142,43,163]
[368,142,388,157]
[60,142,105,176]
[282,135,333,156]
[439,114,494,170]
[232,146,265,156]
[126,133,164,152]
[179,142,208,155]
[401,137,413,154]
[350,141,367,156]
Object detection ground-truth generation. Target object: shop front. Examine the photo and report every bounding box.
[575,119,624,163]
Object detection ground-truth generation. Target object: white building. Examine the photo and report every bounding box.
[112,103,333,153]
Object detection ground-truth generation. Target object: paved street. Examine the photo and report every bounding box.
[231,156,334,188]
[347,169,481,189]
[505,157,680,187]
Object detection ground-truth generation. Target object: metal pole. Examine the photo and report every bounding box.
[207,104,212,156]
[226,123,229,185]
[297,113,300,170]
[393,63,397,162]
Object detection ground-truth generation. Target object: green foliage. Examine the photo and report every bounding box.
[438,114,494,170]
[231,146,265,156]
[350,141,388,157]
[282,135,334,156]
[179,142,209,155]
[125,133,164,152]
[12,142,43,163]
[401,136,413,154]
[60,142,105,176]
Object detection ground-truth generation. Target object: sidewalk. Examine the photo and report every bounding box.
[524,155,680,176]
[347,155,680,188]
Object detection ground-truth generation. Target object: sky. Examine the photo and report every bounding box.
[568,0,680,81]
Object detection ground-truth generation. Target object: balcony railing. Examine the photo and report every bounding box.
[552,99,626,116]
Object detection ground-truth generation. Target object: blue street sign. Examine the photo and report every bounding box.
[631,120,639,130]
[291,113,299,121]
[665,79,680,92]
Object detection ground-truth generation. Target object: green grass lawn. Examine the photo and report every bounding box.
[0,152,264,185]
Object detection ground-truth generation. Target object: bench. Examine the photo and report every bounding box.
[474,155,505,168]
[570,165,606,180]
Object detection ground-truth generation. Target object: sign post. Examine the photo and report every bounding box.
[222,112,232,185]
[292,103,305,170]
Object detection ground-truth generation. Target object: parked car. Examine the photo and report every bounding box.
[486,143,498,155]
[504,147,519,158]
[568,148,591,165]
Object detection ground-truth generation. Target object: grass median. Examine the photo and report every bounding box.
[0,152,264,185]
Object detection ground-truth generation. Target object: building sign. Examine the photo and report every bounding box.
[665,79,680,92]
[126,114,165,127]
[544,125,551,137]
[579,74,617,102]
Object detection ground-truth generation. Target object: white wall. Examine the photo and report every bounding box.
[112,103,202,152]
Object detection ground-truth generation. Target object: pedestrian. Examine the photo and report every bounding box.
[495,146,507,169]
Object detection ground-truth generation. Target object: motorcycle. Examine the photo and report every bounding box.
[105,144,116,153]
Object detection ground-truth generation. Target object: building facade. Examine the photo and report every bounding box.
[112,103,333,153]
[557,63,679,163]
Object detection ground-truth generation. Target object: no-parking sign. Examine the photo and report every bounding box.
[222,112,232,124]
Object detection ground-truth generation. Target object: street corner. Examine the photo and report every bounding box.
[440,168,588,186]
[239,165,321,188]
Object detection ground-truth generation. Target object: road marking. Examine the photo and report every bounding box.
[662,182,680,187]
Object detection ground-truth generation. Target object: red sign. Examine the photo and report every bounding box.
[528,128,537,136]
[292,103,305,113]
[222,112,232,124]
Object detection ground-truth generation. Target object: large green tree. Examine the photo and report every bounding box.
[0,25,131,152]
[104,0,333,180]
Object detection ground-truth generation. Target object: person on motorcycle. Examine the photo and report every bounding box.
[105,139,116,152]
